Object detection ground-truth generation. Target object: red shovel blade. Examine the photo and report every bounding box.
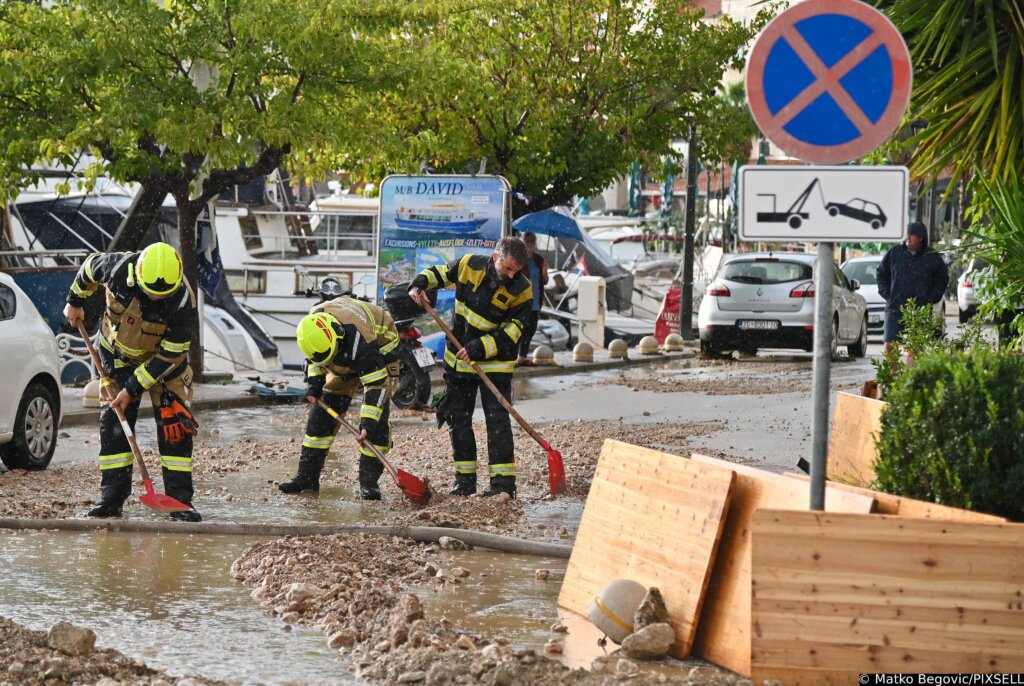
[139,479,192,512]
[546,446,568,495]
[396,470,432,506]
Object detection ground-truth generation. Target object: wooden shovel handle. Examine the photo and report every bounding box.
[316,400,399,481]
[75,321,152,483]
[421,300,547,448]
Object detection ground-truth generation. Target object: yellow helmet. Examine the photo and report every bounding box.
[296,312,342,364]
[136,242,183,297]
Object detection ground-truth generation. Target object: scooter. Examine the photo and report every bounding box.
[383,283,436,411]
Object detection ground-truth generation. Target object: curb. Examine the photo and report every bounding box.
[59,392,304,429]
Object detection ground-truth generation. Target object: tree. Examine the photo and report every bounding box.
[349,0,773,213]
[0,0,420,373]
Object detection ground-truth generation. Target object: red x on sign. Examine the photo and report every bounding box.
[746,0,912,164]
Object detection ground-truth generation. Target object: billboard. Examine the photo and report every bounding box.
[376,174,510,301]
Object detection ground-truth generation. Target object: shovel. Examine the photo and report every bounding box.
[317,400,432,506]
[76,322,191,513]
[421,301,568,495]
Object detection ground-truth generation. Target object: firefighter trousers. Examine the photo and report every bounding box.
[300,389,392,489]
[445,372,516,483]
[96,346,194,507]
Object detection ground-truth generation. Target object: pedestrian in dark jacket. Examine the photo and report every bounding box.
[876,221,949,363]
[408,237,532,499]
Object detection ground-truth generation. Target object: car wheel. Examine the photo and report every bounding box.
[848,317,868,358]
[958,306,975,324]
[700,341,724,359]
[0,382,58,471]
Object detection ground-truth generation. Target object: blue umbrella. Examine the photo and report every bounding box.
[511,206,584,241]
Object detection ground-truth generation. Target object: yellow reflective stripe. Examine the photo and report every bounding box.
[379,332,399,356]
[420,268,439,289]
[481,335,497,359]
[503,320,523,343]
[443,348,514,374]
[359,404,383,422]
[455,301,498,331]
[359,441,390,458]
[100,336,115,353]
[302,435,335,449]
[134,365,157,390]
[307,364,326,378]
[70,281,95,298]
[359,368,389,386]
[84,254,98,282]
[437,264,450,285]
[114,339,147,359]
[594,596,634,634]
[160,340,190,353]
[489,462,516,477]
[454,460,477,474]
[98,452,133,470]
[161,455,193,472]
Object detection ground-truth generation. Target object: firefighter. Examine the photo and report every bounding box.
[62,242,201,521]
[281,296,400,499]
[408,237,531,499]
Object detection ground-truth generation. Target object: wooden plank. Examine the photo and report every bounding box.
[688,453,876,676]
[827,391,885,486]
[557,440,734,657]
[751,510,1024,685]
[783,472,1007,523]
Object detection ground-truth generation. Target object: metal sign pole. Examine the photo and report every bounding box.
[809,241,834,511]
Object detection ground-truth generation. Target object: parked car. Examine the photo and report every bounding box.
[957,257,990,323]
[841,255,947,338]
[698,253,868,357]
[0,272,62,470]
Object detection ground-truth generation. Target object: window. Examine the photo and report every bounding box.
[295,271,351,295]
[0,284,15,320]
[842,260,879,285]
[313,214,374,254]
[722,260,812,284]
[225,270,266,295]
[238,217,263,251]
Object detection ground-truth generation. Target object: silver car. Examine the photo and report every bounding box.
[698,253,867,357]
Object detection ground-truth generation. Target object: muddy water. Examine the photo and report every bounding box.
[0,529,359,685]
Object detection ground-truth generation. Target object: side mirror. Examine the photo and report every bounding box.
[850,279,861,291]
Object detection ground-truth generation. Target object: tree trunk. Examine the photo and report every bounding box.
[173,193,204,379]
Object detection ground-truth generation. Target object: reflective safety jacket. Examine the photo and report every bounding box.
[410,253,532,375]
[67,251,195,399]
[305,297,399,430]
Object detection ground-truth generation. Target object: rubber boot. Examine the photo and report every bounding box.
[482,476,516,499]
[170,508,203,522]
[449,473,477,497]
[87,466,132,518]
[279,453,325,494]
[358,455,383,501]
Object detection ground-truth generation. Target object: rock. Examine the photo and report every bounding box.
[534,569,551,581]
[280,612,300,625]
[621,622,675,660]
[616,658,640,676]
[423,562,439,576]
[451,566,471,578]
[95,679,120,686]
[284,582,320,603]
[177,680,207,686]
[7,662,25,675]
[543,639,564,654]
[438,536,469,551]
[481,644,502,661]
[591,656,609,673]
[328,630,356,648]
[633,587,670,630]
[551,621,569,633]
[47,621,96,656]
[455,634,475,650]
[390,593,424,647]
[426,663,456,686]
[397,671,426,683]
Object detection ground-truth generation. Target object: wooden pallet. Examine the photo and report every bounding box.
[689,454,877,676]
[827,391,885,486]
[557,440,734,657]
[784,472,1006,523]
[752,510,1024,685]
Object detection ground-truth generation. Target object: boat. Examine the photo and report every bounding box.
[394,203,487,233]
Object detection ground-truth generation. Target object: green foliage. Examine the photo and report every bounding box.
[879,0,1024,186]
[352,0,775,208]
[872,299,991,393]
[874,348,1024,520]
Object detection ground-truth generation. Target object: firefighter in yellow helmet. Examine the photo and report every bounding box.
[63,242,201,521]
[281,296,400,499]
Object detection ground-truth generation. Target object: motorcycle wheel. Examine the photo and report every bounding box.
[391,348,432,410]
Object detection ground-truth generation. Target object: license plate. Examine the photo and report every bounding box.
[737,320,779,331]
[868,312,882,324]
[412,347,435,368]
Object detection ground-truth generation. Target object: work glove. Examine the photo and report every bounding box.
[429,391,451,429]
[159,389,199,444]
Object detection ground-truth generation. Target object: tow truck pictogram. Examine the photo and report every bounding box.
[756,178,887,230]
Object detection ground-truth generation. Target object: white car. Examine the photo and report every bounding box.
[698,253,868,357]
[957,257,990,323]
[0,272,62,470]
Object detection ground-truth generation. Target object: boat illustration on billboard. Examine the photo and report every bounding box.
[394,204,487,233]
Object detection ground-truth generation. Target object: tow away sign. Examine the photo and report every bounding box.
[739,165,908,242]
